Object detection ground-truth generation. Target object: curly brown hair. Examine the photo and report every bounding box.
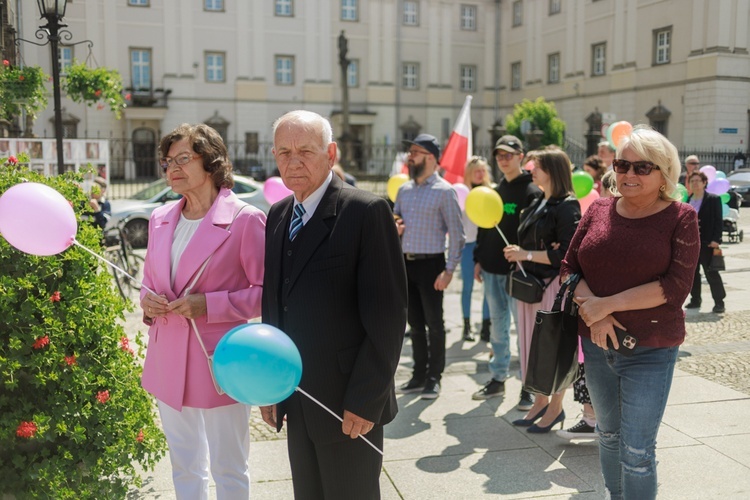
[159,123,234,189]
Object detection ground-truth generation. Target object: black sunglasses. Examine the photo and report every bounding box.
[612,159,661,176]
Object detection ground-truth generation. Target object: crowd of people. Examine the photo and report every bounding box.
[129,112,724,499]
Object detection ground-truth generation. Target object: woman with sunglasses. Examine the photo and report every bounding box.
[139,123,266,498]
[503,148,581,433]
[560,125,699,499]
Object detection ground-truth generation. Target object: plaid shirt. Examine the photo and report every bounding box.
[394,172,465,272]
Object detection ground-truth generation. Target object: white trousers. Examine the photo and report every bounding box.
[158,401,251,500]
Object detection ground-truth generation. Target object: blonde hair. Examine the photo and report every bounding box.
[616,125,681,200]
[463,156,492,188]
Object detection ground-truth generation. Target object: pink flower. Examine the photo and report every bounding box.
[32,336,50,349]
[7,155,17,165]
[125,93,132,100]
[50,291,61,302]
[94,89,102,97]
[120,336,135,356]
[136,429,144,442]
[2,59,9,66]
[16,421,38,438]
[64,355,76,366]
[96,103,104,110]
[96,390,110,404]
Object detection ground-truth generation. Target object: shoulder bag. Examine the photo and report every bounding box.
[506,262,550,304]
[523,273,581,396]
[709,247,725,272]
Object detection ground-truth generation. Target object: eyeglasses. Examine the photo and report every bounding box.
[160,152,200,172]
[612,159,661,176]
[495,152,518,161]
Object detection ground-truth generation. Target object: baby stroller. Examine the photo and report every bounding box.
[723,190,743,243]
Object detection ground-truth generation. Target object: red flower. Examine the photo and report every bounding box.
[18,75,24,81]
[96,103,104,110]
[125,93,132,100]
[16,421,38,438]
[94,89,102,97]
[50,291,61,302]
[7,155,17,165]
[96,390,110,404]
[120,336,135,355]
[136,429,144,442]
[32,336,50,349]
[64,355,76,366]
[2,59,9,66]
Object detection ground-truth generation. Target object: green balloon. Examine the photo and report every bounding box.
[675,184,689,202]
[720,192,731,204]
[571,171,594,199]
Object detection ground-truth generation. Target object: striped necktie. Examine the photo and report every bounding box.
[289,203,306,241]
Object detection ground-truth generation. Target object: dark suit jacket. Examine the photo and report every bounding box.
[262,175,407,444]
[689,192,723,245]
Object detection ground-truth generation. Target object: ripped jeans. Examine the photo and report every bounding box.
[582,337,678,500]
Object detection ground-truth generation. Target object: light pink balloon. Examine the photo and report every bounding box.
[700,165,717,183]
[263,176,293,204]
[0,182,77,256]
[706,178,730,195]
[578,189,600,215]
[523,160,535,171]
[452,183,470,211]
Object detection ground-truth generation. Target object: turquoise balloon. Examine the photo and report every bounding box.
[720,192,731,204]
[572,171,595,199]
[213,323,303,406]
[675,184,689,202]
[723,204,730,218]
[716,171,727,180]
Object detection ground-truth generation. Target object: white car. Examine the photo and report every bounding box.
[107,175,270,248]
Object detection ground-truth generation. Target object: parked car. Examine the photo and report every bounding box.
[107,175,270,248]
[728,169,750,207]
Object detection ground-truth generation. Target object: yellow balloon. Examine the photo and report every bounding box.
[387,174,410,202]
[465,186,504,228]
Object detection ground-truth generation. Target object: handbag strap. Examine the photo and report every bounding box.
[552,273,580,314]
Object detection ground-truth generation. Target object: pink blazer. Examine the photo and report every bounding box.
[139,188,266,410]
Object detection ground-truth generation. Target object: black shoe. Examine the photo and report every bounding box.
[527,410,565,433]
[462,318,475,342]
[713,303,726,313]
[396,377,425,394]
[512,404,548,426]
[472,379,505,400]
[556,419,597,440]
[420,378,440,400]
[686,300,701,309]
[480,319,491,342]
[517,390,534,411]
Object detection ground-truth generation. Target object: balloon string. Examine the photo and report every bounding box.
[72,239,155,295]
[295,386,383,456]
[494,225,527,277]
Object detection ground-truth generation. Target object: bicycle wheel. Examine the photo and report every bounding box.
[125,253,145,293]
[105,247,129,301]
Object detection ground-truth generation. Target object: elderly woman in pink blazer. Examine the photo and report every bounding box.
[140,124,265,499]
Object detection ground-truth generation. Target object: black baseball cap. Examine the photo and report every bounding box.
[494,135,524,154]
[403,133,440,160]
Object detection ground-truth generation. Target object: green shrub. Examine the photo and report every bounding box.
[0,158,166,499]
[505,97,566,147]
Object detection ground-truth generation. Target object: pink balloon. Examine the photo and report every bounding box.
[578,189,600,215]
[452,183,470,211]
[706,178,730,195]
[700,165,717,183]
[263,176,293,204]
[524,160,535,171]
[0,182,77,256]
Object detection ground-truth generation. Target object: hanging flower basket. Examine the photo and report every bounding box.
[62,62,126,119]
[0,62,48,121]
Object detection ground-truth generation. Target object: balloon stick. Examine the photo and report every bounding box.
[72,239,155,295]
[295,386,383,456]
[494,225,527,277]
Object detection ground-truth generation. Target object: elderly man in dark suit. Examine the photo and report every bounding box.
[259,110,407,499]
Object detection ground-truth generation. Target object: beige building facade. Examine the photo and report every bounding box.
[12,0,750,178]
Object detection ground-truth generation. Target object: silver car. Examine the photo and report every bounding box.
[107,175,270,248]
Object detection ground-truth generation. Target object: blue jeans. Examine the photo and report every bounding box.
[481,271,515,382]
[582,337,678,500]
[461,242,489,321]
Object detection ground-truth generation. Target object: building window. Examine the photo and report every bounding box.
[275,55,294,85]
[58,46,73,74]
[275,0,293,17]
[403,1,419,26]
[511,61,521,90]
[341,0,358,21]
[204,0,223,11]
[592,43,606,76]
[205,52,225,83]
[512,1,522,27]
[128,0,149,6]
[130,48,152,90]
[347,59,359,87]
[402,62,419,90]
[549,0,561,15]
[460,65,476,92]
[548,53,560,83]
[654,27,671,65]
[460,4,477,30]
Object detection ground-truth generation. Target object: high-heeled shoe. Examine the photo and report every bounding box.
[512,405,549,427]
[527,410,565,433]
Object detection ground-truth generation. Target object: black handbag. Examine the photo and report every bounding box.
[506,264,549,304]
[523,273,581,396]
[709,248,725,272]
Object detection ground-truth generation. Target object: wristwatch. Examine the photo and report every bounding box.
[526,251,533,262]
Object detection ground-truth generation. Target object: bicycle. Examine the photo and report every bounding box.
[103,217,145,301]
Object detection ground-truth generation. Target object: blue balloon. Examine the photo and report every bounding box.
[213,323,302,406]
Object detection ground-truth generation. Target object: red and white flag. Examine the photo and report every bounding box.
[440,95,473,184]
